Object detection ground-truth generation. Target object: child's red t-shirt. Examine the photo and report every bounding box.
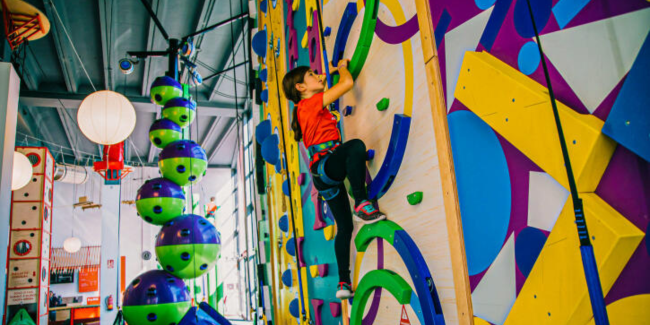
[296,92,340,165]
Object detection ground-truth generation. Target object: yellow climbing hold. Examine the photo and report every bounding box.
[310,265,319,278]
[301,31,309,49]
[323,224,336,241]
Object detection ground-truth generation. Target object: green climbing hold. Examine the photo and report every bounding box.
[376,98,390,111]
[350,270,412,325]
[354,220,403,252]
[407,191,423,205]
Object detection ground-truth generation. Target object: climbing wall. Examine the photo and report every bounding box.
[430,0,650,324]
[253,0,471,322]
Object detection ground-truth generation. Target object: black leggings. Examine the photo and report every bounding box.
[311,139,368,284]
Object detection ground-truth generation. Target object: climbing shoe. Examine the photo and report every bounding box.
[336,282,354,299]
[354,200,386,224]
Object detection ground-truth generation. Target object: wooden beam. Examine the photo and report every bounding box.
[413,0,473,323]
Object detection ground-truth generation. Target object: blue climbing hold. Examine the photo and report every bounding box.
[255,120,272,145]
[260,89,269,103]
[260,69,268,82]
[289,298,299,318]
[259,0,267,13]
[332,3,358,65]
[515,227,548,277]
[286,237,296,256]
[252,30,267,58]
[366,149,375,161]
[367,115,411,200]
[282,269,293,287]
[261,134,280,165]
[323,26,332,37]
[344,105,353,116]
[282,179,290,196]
[279,214,289,233]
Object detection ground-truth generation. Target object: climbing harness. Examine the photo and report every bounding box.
[307,140,343,200]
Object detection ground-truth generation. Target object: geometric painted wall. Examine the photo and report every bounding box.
[436,1,649,324]
[254,0,649,323]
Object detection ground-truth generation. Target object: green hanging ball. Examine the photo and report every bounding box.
[163,97,197,128]
[150,76,183,106]
[158,140,207,187]
[149,119,183,149]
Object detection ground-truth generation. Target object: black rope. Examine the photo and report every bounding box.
[524,1,608,323]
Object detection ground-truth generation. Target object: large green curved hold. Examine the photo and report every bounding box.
[350,270,412,325]
[354,220,403,252]
[332,0,379,83]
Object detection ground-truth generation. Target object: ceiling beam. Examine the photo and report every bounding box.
[207,118,237,162]
[42,0,78,93]
[200,116,221,148]
[19,91,247,117]
[98,0,114,90]
[140,0,162,97]
[208,20,248,102]
[55,106,81,161]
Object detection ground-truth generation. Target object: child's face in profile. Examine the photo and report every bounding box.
[301,69,325,93]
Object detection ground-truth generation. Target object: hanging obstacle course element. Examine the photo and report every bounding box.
[149,118,183,149]
[158,139,208,187]
[1,0,50,51]
[135,177,186,225]
[155,214,221,279]
[122,270,192,325]
[122,1,238,323]
[93,142,132,184]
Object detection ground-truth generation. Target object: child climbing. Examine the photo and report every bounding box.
[282,59,386,300]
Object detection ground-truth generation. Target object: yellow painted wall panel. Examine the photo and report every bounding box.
[587,294,650,325]
[505,193,643,325]
[455,52,617,192]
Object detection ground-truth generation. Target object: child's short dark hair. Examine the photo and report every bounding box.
[282,66,310,104]
[282,66,311,142]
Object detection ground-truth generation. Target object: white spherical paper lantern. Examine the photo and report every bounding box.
[77,90,136,145]
[12,151,33,190]
[63,237,82,253]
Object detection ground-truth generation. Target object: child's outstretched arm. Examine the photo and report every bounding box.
[323,59,353,107]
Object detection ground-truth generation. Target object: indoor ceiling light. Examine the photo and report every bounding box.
[77,90,137,145]
[12,151,33,190]
[63,237,81,253]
